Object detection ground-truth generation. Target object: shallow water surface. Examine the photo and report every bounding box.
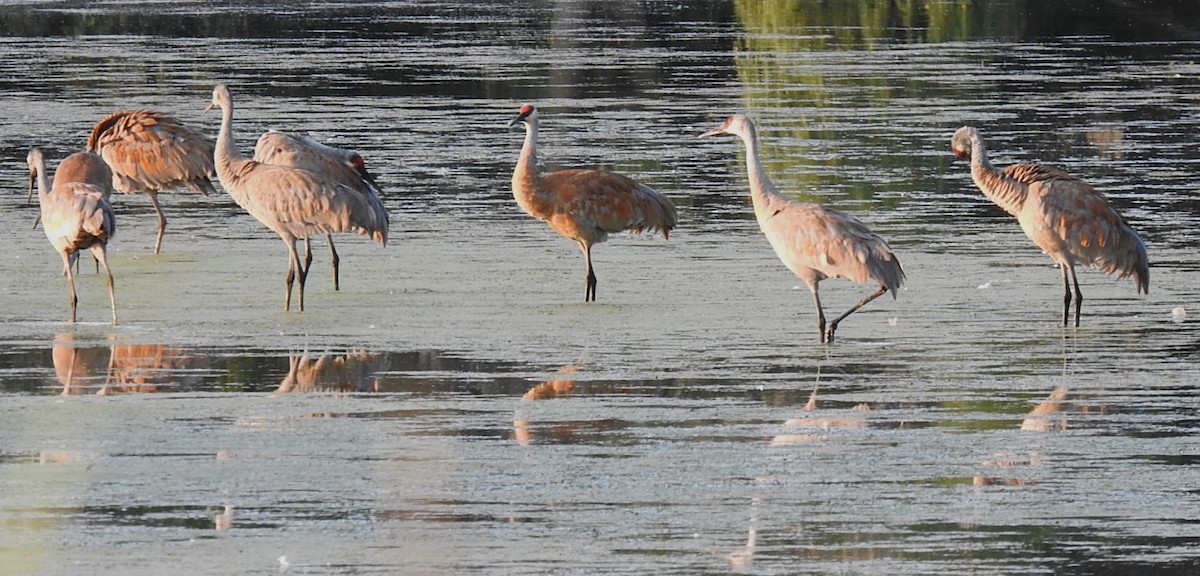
[1,2,1198,575]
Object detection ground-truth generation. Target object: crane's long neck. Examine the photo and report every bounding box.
[31,157,50,205]
[968,134,1028,217]
[213,101,253,208]
[736,125,787,223]
[511,119,551,219]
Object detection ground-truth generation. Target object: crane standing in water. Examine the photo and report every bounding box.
[252,130,389,291]
[87,109,217,254]
[205,84,389,311]
[699,113,904,343]
[26,148,118,323]
[509,104,678,302]
[950,126,1149,327]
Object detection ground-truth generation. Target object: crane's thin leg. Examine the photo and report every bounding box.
[92,244,117,324]
[148,192,167,255]
[284,239,297,311]
[579,242,597,302]
[283,238,308,312]
[826,286,889,343]
[327,233,340,292]
[62,252,78,323]
[809,287,827,343]
[1060,264,1072,327]
[1069,264,1083,328]
[303,237,314,277]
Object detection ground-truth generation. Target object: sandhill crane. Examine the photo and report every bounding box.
[87,109,216,254]
[205,84,389,311]
[700,114,904,343]
[509,104,678,302]
[252,130,389,291]
[26,148,118,323]
[950,126,1149,327]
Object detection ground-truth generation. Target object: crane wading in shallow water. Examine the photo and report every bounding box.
[26,148,118,323]
[699,114,905,344]
[205,84,389,311]
[253,130,390,291]
[86,110,217,254]
[509,104,678,302]
[950,126,1149,327]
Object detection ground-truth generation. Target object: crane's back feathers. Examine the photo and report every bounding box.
[252,130,390,245]
[87,109,217,195]
[763,202,905,297]
[220,159,388,245]
[535,168,677,244]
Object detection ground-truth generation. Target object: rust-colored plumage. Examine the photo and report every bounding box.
[206,84,389,311]
[26,148,118,323]
[253,130,390,291]
[700,114,904,343]
[951,126,1149,327]
[509,104,678,302]
[87,109,216,254]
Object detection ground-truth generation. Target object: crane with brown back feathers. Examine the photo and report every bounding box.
[951,126,1149,327]
[205,84,389,311]
[87,109,216,254]
[26,148,118,323]
[253,130,389,291]
[509,104,678,302]
[700,114,904,343]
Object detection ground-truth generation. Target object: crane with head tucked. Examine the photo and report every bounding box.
[26,148,118,323]
[699,113,904,343]
[950,126,1149,327]
[205,84,389,311]
[86,109,216,254]
[509,104,678,302]
[252,130,389,291]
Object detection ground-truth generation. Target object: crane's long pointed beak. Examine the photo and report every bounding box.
[508,112,530,127]
[698,127,723,138]
[203,103,215,113]
[359,167,383,194]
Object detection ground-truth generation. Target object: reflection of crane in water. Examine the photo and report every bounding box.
[87,109,217,254]
[509,104,678,302]
[27,148,118,323]
[277,350,386,393]
[52,334,209,395]
[252,130,390,291]
[206,84,390,311]
[700,114,904,343]
[951,126,1149,327]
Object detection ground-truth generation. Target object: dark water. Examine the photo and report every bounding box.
[1,2,1199,574]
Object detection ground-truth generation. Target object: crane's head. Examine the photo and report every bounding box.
[509,104,537,128]
[205,84,232,114]
[699,113,753,140]
[348,153,383,192]
[26,147,43,203]
[950,126,977,159]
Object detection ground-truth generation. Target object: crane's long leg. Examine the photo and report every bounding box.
[579,241,597,302]
[92,244,117,324]
[283,237,309,312]
[1068,264,1083,328]
[302,235,340,291]
[147,192,167,255]
[1060,263,1072,327]
[826,285,889,344]
[327,233,340,292]
[62,252,78,323]
[303,237,313,277]
[284,238,298,311]
[809,286,827,343]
